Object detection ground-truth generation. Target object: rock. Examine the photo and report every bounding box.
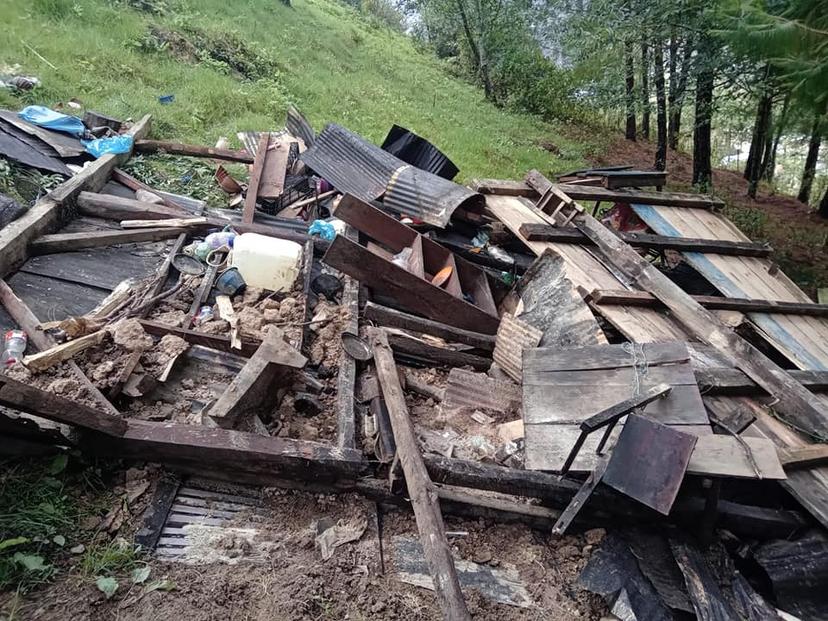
[238,306,264,337]
[472,549,493,564]
[91,360,117,382]
[558,545,579,559]
[242,287,264,305]
[69,544,85,554]
[263,308,281,323]
[311,274,342,301]
[199,319,230,334]
[584,528,606,546]
[48,377,80,396]
[153,309,186,327]
[582,545,593,557]
[110,318,153,352]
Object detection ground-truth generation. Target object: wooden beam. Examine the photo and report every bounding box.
[139,319,264,358]
[387,332,490,370]
[364,302,495,351]
[370,329,470,621]
[258,136,289,199]
[134,140,255,163]
[77,192,190,221]
[549,182,725,209]
[469,178,534,196]
[120,217,208,229]
[526,171,828,440]
[336,275,359,451]
[779,446,828,470]
[590,288,828,317]
[519,224,772,258]
[111,168,188,211]
[598,170,668,189]
[206,328,306,429]
[242,133,270,224]
[30,228,186,255]
[700,368,828,395]
[0,375,126,436]
[22,330,106,372]
[183,264,218,328]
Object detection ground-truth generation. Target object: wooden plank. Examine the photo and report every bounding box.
[139,319,260,357]
[77,192,190,221]
[30,228,185,255]
[369,328,470,621]
[591,289,828,317]
[323,235,499,334]
[206,328,306,429]
[547,182,725,209]
[336,275,359,450]
[111,168,188,211]
[242,133,270,224]
[524,341,689,373]
[527,171,828,440]
[134,140,255,163]
[215,295,241,350]
[363,302,495,351]
[120,217,208,229]
[387,332,490,370]
[779,446,828,470]
[135,474,181,551]
[670,539,741,620]
[599,171,668,189]
[257,136,289,199]
[22,330,106,372]
[469,178,534,196]
[183,264,218,328]
[0,375,126,436]
[519,224,772,258]
[696,367,828,394]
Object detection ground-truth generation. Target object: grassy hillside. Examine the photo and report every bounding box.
[0,0,590,182]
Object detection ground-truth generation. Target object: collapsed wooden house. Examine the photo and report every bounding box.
[2,110,828,619]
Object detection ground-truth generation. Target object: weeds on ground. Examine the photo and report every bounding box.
[122,154,235,208]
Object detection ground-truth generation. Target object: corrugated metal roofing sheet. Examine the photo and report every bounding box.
[384,164,485,228]
[286,106,315,148]
[380,124,458,180]
[443,368,521,413]
[301,123,483,228]
[493,313,543,383]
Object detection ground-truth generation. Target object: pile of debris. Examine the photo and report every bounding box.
[1,102,828,620]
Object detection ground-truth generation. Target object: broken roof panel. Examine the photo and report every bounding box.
[381,124,459,180]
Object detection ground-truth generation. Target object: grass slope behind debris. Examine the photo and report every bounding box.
[0,0,591,181]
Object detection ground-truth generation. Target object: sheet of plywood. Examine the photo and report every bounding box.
[632,204,828,371]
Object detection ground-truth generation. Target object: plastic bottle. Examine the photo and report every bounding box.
[1,329,27,366]
[230,233,303,292]
[194,306,214,326]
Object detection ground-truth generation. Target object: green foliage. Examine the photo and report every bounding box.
[80,540,143,577]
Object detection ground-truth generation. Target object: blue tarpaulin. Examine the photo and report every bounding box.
[18,105,85,137]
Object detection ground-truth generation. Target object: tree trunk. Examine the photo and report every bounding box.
[745,83,774,198]
[764,92,791,182]
[654,42,667,170]
[798,112,823,204]
[640,42,650,140]
[668,37,694,151]
[692,47,714,189]
[625,40,636,141]
[818,185,828,218]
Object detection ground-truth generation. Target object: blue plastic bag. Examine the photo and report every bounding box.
[308,219,336,241]
[82,135,133,158]
[18,105,85,137]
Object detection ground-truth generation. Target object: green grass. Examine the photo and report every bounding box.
[0,0,592,183]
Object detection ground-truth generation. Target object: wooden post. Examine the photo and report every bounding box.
[526,171,828,440]
[369,328,471,621]
[242,133,270,224]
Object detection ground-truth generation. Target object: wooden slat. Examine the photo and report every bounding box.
[519,224,772,257]
[527,171,828,440]
[525,341,689,373]
[257,137,289,199]
[30,228,186,255]
[242,133,270,224]
[369,329,471,620]
[388,332,490,370]
[550,182,725,209]
[134,140,255,163]
[469,178,533,196]
[77,192,190,221]
[696,367,828,395]
[591,289,828,317]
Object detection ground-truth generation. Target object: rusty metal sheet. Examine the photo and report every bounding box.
[603,414,697,515]
[493,313,543,383]
[384,164,484,227]
[442,368,521,414]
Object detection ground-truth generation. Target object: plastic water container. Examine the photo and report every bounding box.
[230,233,303,292]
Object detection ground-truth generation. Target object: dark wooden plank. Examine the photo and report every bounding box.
[524,341,689,373]
[526,170,828,440]
[600,171,668,189]
[77,192,191,221]
[242,133,270,224]
[370,329,470,620]
[336,275,359,450]
[780,446,828,470]
[519,224,772,257]
[469,178,534,196]
[591,288,828,317]
[135,473,181,551]
[183,264,218,328]
[388,332,490,370]
[543,180,725,209]
[258,137,289,199]
[670,538,741,621]
[8,271,107,321]
[111,168,189,211]
[696,367,828,394]
[0,375,126,435]
[134,140,255,163]
[206,329,306,429]
[364,302,495,351]
[581,384,672,433]
[139,320,261,357]
[30,228,186,255]
[323,235,499,334]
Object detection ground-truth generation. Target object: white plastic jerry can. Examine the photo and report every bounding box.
[230,233,303,292]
